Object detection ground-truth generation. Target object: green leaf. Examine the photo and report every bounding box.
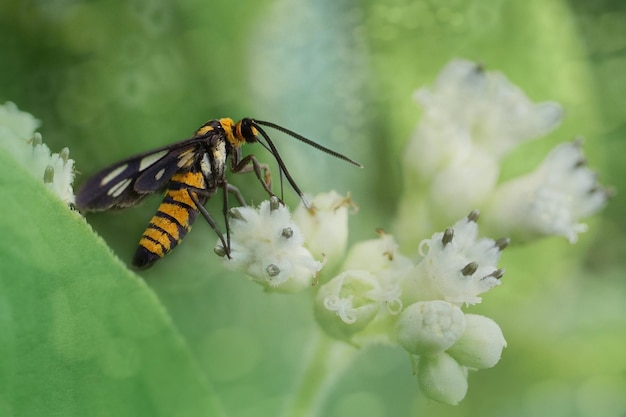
[0,150,223,417]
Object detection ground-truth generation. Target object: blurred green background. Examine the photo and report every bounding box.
[1,0,625,416]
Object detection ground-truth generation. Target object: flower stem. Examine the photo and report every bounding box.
[281,328,358,417]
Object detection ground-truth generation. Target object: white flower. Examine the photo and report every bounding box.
[314,270,381,342]
[484,140,610,243]
[292,191,352,268]
[401,211,506,307]
[0,101,40,141]
[411,59,562,162]
[396,301,466,356]
[397,60,562,242]
[220,198,322,292]
[0,102,76,205]
[314,233,415,345]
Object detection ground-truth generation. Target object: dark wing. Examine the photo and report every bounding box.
[76,139,204,211]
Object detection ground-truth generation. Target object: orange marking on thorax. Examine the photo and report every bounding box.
[220,117,244,147]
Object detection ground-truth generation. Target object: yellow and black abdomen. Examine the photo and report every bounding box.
[133,170,209,269]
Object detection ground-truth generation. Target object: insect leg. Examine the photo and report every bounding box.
[222,182,231,256]
[231,154,274,197]
[185,188,230,258]
[226,183,247,207]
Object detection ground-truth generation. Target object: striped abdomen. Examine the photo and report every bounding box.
[132,171,210,269]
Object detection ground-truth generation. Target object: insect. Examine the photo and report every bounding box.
[76,117,361,269]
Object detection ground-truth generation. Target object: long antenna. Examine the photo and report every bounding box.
[252,123,308,206]
[253,119,363,168]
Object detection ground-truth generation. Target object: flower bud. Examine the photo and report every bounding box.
[416,352,468,405]
[396,301,465,356]
[293,191,352,268]
[447,314,506,369]
[342,231,412,276]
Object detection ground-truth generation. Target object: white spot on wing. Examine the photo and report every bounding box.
[100,164,128,186]
[139,150,168,171]
[177,151,195,168]
[107,178,133,197]
[155,168,166,181]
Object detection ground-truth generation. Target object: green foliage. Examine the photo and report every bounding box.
[0,151,222,416]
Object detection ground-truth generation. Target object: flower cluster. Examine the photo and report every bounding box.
[212,60,611,406]
[0,101,76,205]
[223,189,508,404]
[396,59,610,247]
[314,211,508,404]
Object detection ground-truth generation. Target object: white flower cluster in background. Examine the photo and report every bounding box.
[396,59,610,247]
[0,101,75,205]
[485,139,610,243]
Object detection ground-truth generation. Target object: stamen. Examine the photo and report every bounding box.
[270,195,281,211]
[60,147,70,164]
[467,210,480,222]
[266,264,280,277]
[494,237,510,251]
[229,208,245,221]
[43,165,54,183]
[442,228,454,245]
[31,132,42,147]
[281,227,293,239]
[491,268,505,279]
[574,158,587,169]
[461,262,478,276]
[214,245,227,257]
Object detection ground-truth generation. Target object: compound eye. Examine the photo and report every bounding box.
[241,118,258,143]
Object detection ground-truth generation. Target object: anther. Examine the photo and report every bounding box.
[491,268,505,279]
[442,228,454,245]
[43,166,54,183]
[467,209,480,222]
[461,262,478,276]
[32,132,42,147]
[60,147,70,164]
[494,237,510,251]
[229,208,245,221]
[281,227,293,239]
[574,158,587,169]
[270,196,280,211]
[266,264,280,277]
[214,246,227,257]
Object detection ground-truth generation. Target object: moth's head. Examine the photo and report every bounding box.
[235,118,259,144]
